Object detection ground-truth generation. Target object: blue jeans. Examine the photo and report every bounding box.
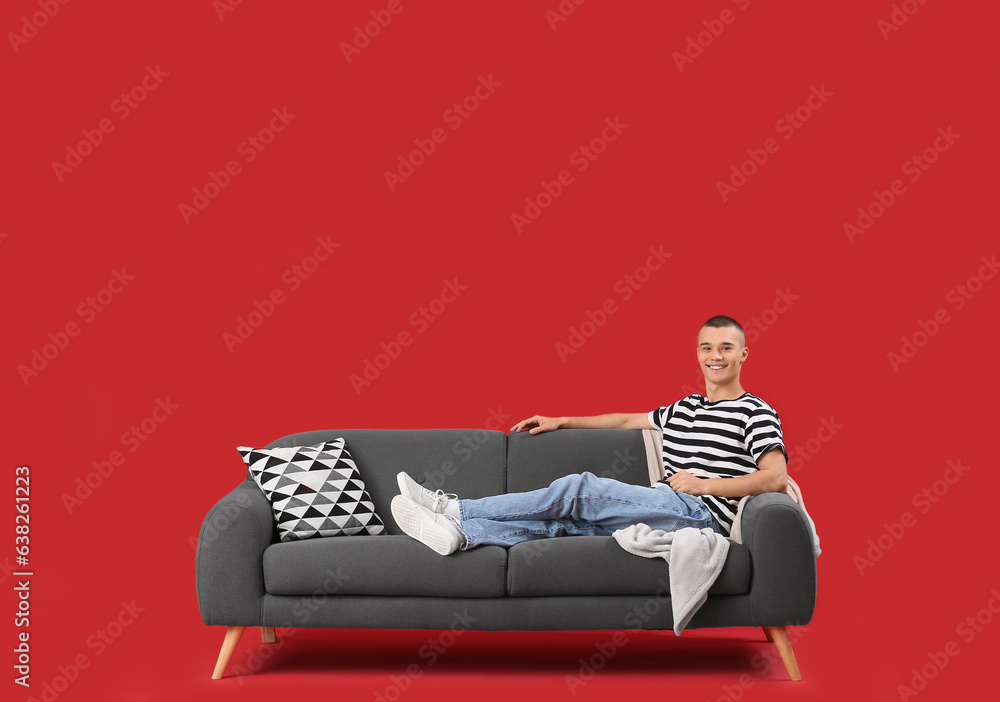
[456,471,721,549]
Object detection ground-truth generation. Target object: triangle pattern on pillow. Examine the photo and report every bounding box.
[239,438,385,542]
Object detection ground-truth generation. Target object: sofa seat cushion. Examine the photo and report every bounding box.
[263,536,508,597]
[506,536,750,596]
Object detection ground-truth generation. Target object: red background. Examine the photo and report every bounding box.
[2,1,997,700]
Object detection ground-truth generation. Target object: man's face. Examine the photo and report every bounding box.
[697,326,748,386]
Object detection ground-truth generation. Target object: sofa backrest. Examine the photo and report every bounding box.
[256,428,652,538]
[263,429,506,536]
[505,429,652,493]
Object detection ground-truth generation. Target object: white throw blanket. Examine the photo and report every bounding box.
[612,524,729,635]
[638,431,822,558]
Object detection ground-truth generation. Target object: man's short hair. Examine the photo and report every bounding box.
[701,315,746,344]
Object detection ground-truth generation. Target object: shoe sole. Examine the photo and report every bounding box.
[391,496,459,556]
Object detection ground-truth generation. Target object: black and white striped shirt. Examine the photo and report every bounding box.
[648,393,787,536]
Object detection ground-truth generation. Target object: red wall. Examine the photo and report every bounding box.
[3,1,997,700]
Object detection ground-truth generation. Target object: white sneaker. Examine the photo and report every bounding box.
[396,472,457,514]
[391,495,464,555]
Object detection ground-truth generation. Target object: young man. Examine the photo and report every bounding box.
[390,315,788,555]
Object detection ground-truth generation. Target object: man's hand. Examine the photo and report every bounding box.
[669,448,789,498]
[510,415,564,434]
[667,470,706,495]
[512,413,654,433]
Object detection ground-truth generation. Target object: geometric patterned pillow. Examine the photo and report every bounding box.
[238,438,385,542]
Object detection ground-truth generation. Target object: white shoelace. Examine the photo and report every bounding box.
[422,488,457,512]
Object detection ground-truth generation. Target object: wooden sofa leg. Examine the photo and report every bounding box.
[261,626,276,643]
[212,626,246,680]
[763,627,773,642]
[762,626,801,681]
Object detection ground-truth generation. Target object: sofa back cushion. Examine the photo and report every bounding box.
[264,429,505,536]
[506,428,651,493]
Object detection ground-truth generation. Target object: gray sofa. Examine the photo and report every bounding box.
[196,428,817,680]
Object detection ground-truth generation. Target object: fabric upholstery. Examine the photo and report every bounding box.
[506,535,750,596]
[506,428,650,493]
[263,536,507,597]
[197,428,817,634]
[258,593,757,631]
[196,481,274,626]
[739,492,817,625]
[263,429,506,536]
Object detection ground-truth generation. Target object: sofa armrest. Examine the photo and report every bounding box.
[195,480,275,626]
[739,492,817,627]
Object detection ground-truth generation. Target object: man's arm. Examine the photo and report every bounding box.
[511,413,654,434]
[668,446,788,497]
